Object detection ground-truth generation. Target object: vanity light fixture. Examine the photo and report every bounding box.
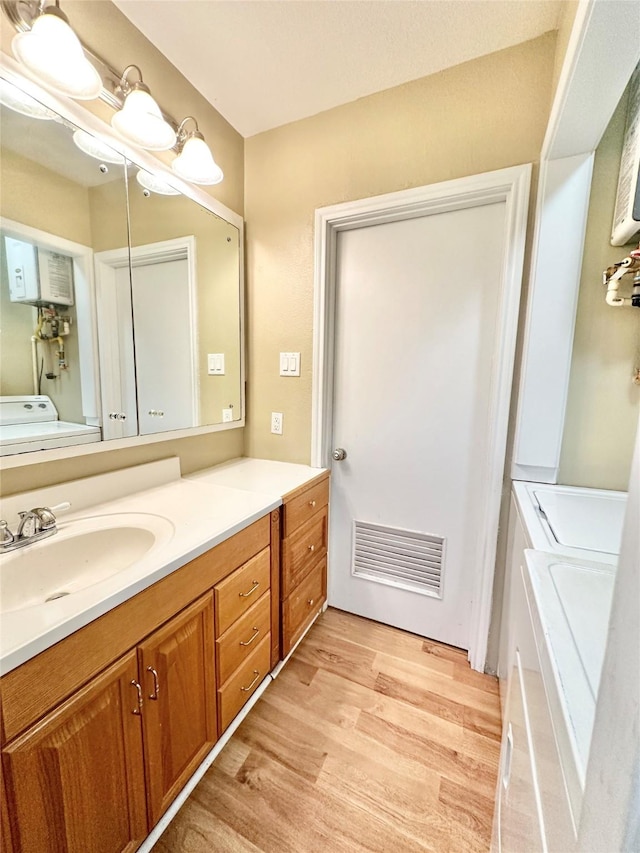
[72,129,126,165]
[136,169,180,196]
[111,65,176,152]
[11,1,102,101]
[172,117,223,185]
[0,77,54,119]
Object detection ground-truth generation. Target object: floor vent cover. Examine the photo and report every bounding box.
[352,521,445,598]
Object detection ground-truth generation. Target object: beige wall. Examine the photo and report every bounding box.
[550,1,579,101]
[116,182,242,424]
[0,0,246,494]
[559,87,640,491]
[244,33,558,463]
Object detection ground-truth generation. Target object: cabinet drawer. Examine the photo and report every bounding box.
[216,592,271,685]
[282,507,328,598]
[282,477,329,537]
[214,547,271,636]
[217,634,271,734]
[282,558,326,657]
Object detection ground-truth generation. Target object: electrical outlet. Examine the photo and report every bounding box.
[222,408,233,422]
[271,412,283,435]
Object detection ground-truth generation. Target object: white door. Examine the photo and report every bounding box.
[131,259,196,435]
[329,202,508,650]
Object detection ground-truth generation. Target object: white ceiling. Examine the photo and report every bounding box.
[113,0,563,138]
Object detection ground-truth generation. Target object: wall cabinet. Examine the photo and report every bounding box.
[1,514,275,853]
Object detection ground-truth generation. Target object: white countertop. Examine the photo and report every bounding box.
[0,457,326,675]
[186,457,327,496]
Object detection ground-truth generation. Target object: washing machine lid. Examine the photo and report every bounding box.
[533,488,627,555]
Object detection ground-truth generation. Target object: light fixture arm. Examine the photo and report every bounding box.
[176,116,204,146]
[116,64,149,97]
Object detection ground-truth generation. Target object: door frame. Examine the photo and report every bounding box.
[94,236,199,439]
[311,164,531,670]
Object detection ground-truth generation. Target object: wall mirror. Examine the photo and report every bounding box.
[0,68,244,460]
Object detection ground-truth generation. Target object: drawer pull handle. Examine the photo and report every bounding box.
[146,666,160,700]
[239,627,260,647]
[308,598,315,607]
[308,544,315,553]
[241,669,261,692]
[309,500,316,508]
[239,581,259,598]
[131,680,143,715]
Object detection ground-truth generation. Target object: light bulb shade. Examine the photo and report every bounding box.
[136,169,180,195]
[12,11,102,100]
[73,129,126,164]
[0,78,55,119]
[111,88,176,151]
[172,135,223,185]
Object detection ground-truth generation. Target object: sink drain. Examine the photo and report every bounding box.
[45,591,71,602]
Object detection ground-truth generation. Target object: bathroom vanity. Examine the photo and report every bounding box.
[0,458,329,853]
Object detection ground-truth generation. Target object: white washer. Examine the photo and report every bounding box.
[0,396,100,456]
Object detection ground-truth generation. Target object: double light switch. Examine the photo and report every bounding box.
[280,352,300,376]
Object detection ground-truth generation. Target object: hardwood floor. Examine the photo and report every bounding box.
[154,608,502,853]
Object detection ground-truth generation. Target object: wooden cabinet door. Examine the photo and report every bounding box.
[2,652,147,853]
[138,593,216,827]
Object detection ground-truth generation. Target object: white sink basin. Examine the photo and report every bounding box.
[0,513,174,613]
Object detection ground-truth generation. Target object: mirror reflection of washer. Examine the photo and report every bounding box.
[0,395,100,456]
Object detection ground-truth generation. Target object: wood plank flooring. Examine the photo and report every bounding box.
[154,608,502,853]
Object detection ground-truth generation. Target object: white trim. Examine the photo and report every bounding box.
[94,237,200,436]
[0,216,100,423]
[512,153,594,482]
[512,0,640,481]
[0,415,245,470]
[312,164,532,671]
[543,0,640,161]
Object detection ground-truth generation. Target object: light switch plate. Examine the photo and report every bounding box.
[279,352,300,376]
[271,412,283,435]
[208,353,225,375]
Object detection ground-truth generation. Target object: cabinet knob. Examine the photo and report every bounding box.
[308,598,314,607]
[308,544,315,553]
[309,500,316,508]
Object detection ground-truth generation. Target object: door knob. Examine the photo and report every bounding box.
[332,447,347,461]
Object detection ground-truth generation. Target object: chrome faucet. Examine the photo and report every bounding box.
[0,502,70,553]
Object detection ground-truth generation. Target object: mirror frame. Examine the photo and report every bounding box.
[0,53,245,470]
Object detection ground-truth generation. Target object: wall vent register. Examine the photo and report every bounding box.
[351,520,445,597]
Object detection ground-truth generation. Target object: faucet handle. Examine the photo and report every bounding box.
[0,520,15,545]
[34,508,57,531]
